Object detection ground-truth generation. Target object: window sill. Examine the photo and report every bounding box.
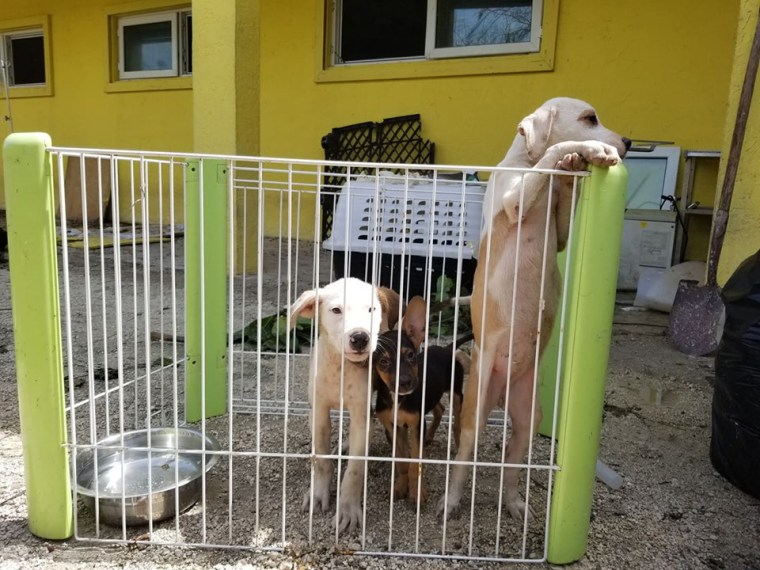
[5,85,53,98]
[105,76,192,94]
[315,51,554,83]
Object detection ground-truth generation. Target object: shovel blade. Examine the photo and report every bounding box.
[668,280,725,356]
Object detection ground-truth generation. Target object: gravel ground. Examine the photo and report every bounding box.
[1,231,759,570]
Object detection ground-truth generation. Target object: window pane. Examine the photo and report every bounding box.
[436,0,533,48]
[339,0,426,63]
[184,14,192,74]
[10,35,45,85]
[123,20,173,72]
[625,157,671,209]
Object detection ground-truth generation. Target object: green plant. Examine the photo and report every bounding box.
[429,275,472,339]
[232,310,314,353]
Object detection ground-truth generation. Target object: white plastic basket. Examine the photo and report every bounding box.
[322,175,485,260]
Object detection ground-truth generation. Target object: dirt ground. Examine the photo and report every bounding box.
[0,231,759,570]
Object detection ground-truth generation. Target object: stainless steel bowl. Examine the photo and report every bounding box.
[75,427,219,527]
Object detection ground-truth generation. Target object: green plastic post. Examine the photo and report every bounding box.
[546,164,628,564]
[538,249,567,438]
[3,133,73,539]
[185,159,228,422]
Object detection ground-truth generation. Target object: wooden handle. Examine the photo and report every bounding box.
[707,9,760,285]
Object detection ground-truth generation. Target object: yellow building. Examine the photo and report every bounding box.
[0,0,755,279]
[716,0,760,284]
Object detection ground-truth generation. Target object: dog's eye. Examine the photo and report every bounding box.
[378,358,389,368]
[331,307,342,315]
[586,114,599,126]
[406,352,415,363]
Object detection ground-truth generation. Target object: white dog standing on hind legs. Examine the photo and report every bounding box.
[290,277,399,534]
[437,97,631,521]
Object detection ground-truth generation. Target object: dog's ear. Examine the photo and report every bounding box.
[518,105,557,162]
[289,289,318,329]
[377,286,402,332]
[402,296,428,351]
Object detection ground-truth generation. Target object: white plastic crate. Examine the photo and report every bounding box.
[322,175,485,259]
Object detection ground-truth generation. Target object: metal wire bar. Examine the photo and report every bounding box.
[73,535,548,563]
[47,144,589,177]
[281,163,294,544]
[57,152,80,540]
[170,158,182,541]
[541,176,581,561]
[255,159,265,541]
[227,159,236,544]
[95,157,112,437]
[139,155,156,537]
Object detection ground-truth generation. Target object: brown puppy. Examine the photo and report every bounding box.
[373,297,468,504]
[438,97,631,521]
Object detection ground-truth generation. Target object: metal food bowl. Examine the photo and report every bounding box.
[76,427,219,527]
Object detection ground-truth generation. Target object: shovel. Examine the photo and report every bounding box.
[669,9,760,356]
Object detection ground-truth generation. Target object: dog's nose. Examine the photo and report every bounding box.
[349,331,369,351]
[622,137,632,151]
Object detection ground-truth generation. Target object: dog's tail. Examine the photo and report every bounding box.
[455,349,471,375]
[427,295,472,314]
[454,331,474,348]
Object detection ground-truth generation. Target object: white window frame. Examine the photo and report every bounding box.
[0,28,46,88]
[425,1,542,59]
[331,0,543,66]
[117,10,192,80]
[179,11,192,76]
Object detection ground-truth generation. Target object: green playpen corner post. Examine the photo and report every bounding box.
[3,132,73,540]
[185,158,228,423]
[538,248,567,438]
[546,164,628,565]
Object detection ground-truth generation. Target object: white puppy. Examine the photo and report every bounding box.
[439,97,630,521]
[290,277,399,533]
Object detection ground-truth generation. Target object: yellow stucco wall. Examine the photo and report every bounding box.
[191,0,260,271]
[716,0,760,284]
[192,0,258,156]
[256,0,739,240]
[1,0,741,252]
[0,0,193,210]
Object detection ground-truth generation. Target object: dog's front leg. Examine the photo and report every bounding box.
[335,403,369,534]
[437,342,498,520]
[302,401,333,514]
[503,368,542,521]
[501,140,621,227]
[552,143,613,251]
[408,418,428,504]
[451,393,463,449]
[424,402,444,446]
[554,180,576,252]
[377,409,410,499]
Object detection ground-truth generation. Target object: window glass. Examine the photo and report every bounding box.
[7,34,45,85]
[123,20,174,72]
[334,0,540,64]
[182,13,192,74]
[339,0,427,63]
[435,0,532,48]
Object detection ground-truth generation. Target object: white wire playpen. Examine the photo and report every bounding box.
[4,133,627,564]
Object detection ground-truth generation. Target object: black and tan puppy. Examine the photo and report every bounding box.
[373,296,468,504]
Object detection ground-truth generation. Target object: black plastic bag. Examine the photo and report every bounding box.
[710,248,760,499]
